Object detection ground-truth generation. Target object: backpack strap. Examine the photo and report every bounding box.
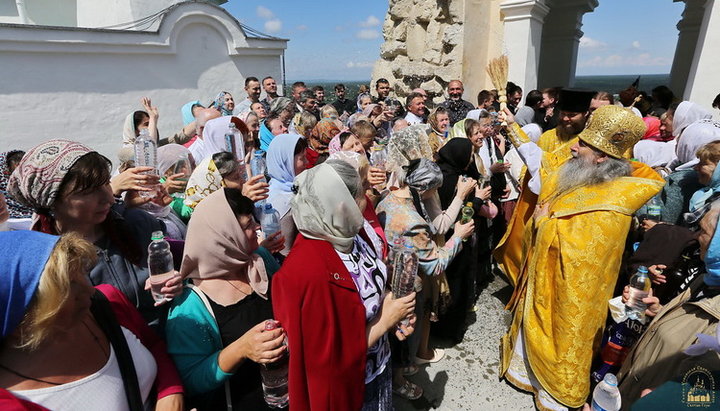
[90,290,145,411]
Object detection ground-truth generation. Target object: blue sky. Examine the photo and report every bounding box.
[222,0,684,81]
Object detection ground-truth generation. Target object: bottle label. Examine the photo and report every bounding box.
[628,288,648,310]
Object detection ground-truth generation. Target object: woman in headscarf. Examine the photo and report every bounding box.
[267,134,308,255]
[328,151,388,258]
[433,139,492,343]
[8,140,182,325]
[210,91,235,116]
[181,100,204,126]
[155,144,194,230]
[427,107,451,158]
[0,150,33,220]
[657,119,720,225]
[671,101,713,140]
[184,152,245,210]
[267,97,295,128]
[0,231,184,410]
[376,158,474,398]
[272,160,416,411]
[328,129,365,155]
[188,116,249,164]
[307,118,340,168]
[166,188,284,410]
[122,97,159,148]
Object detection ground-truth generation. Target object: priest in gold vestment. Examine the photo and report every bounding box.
[498,105,666,410]
[495,89,595,287]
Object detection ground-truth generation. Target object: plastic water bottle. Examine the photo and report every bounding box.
[134,128,158,198]
[626,266,651,321]
[646,197,662,222]
[386,238,403,279]
[370,145,387,170]
[260,320,289,408]
[251,150,267,184]
[261,203,281,237]
[147,231,175,303]
[392,239,418,299]
[591,373,621,411]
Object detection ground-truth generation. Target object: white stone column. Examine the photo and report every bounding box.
[536,0,598,89]
[682,0,719,116]
[500,0,550,91]
[669,0,708,98]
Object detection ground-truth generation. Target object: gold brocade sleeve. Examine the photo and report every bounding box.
[505,123,531,148]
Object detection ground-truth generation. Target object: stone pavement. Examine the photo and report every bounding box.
[394,274,536,410]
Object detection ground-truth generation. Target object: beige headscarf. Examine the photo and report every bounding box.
[180,188,268,299]
[291,162,364,252]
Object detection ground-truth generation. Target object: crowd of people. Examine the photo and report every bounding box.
[1,73,720,411]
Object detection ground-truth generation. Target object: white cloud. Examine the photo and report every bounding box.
[296,24,308,31]
[579,36,607,50]
[359,15,381,27]
[264,19,282,33]
[256,6,274,19]
[346,61,374,68]
[355,29,380,40]
[578,53,672,68]
[632,40,641,49]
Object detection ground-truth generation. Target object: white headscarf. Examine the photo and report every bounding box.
[189,116,243,163]
[291,162,364,253]
[521,123,543,143]
[673,101,713,138]
[674,119,720,170]
[632,139,676,168]
[157,144,191,176]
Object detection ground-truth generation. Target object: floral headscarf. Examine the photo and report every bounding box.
[310,119,341,154]
[184,156,224,209]
[212,91,234,116]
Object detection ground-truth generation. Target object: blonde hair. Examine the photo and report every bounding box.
[17,233,97,349]
[297,111,319,138]
[696,140,720,165]
[320,105,339,120]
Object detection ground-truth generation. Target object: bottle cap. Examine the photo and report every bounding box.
[637,266,649,273]
[255,150,265,157]
[264,203,273,211]
[603,373,618,386]
[465,202,473,207]
[151,230,164,241]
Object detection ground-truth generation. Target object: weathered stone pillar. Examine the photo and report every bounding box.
[536,0,598,89]
[669,0,708,98]
[500,0,549,92]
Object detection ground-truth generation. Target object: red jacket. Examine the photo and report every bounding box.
[272,235,367,411]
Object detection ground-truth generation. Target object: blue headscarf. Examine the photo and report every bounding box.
[259,121,275,152]
[267,134,303,217]
[0,231,59,338]
[212,91,234,116]
[181,100,202,126]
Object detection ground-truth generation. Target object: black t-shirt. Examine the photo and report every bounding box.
[204,290,275,411]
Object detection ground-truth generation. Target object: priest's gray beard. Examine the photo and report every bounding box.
[556,153,632,195]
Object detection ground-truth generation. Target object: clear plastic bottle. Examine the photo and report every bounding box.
[370,145,387,170]
[251,150,267,184]
[386,238,403,280]
[260,320,289,408]
[626,266,651,321]
[646,197,662,222]
[392,238,418,326]
[591,373,621,411]
[261,203,281,238]
[134,128,158,198]
[147,231,175,303]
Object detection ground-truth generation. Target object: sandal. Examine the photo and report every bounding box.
[392,379,423,400]
[401,364,419,376]
[415,348,445,365]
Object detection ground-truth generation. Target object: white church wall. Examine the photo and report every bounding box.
[0,2,286,162]
[684,0,720,118]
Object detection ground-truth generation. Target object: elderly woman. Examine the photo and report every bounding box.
[307,118,340,167]
[8,140,182,325]
[376,158,474,397]
[267,97,295,128]
[0,231,183,410]
[427,107,451,157]
[267,134,308,255]
[273,160,416,410]
[328,129,366,155]
[210,91,235,116]
[188,116,250,164]
[166,188,284,410]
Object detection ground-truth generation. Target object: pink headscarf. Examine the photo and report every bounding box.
[642,117,662,141]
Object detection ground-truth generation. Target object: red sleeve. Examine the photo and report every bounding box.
[273,237,367,411]
[96,284,184,399]
[0,388,48,411]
